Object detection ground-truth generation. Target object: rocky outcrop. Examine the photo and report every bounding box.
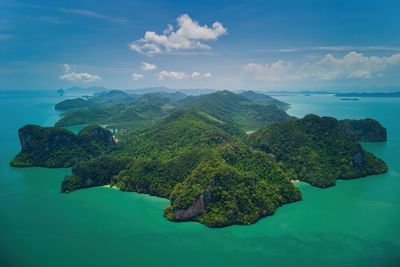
[339,119,387,142]
[173,194,205,221]
[78,125,114,143]
[352,151,365,167]
[61,156,129,193]
[18,126,34,151]
[11,124,114,168]
[18,125,76,152]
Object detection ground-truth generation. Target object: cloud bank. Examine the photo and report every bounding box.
[244,52,400,82]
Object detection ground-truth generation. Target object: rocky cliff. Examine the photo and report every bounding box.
[339,118,387,142]
[11,125,115,168]
[173,194,206,221]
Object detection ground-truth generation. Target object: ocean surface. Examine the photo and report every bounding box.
[0,91,399,267]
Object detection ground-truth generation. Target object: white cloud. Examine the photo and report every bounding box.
[158,71,187,80]
[63,63,72,73]
[243,61,297,82]
[141,62,157,71]
[132,73,144,80]
[191,71,201,77]
[158,70,212,80]
[59,64,101,82]
[130,14,227,55]
[244,52,400,82]
[59,72,101,82]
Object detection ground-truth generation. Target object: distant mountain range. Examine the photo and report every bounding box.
[60,86,400,97]
[62,86,217,95]
[335,92,400,97]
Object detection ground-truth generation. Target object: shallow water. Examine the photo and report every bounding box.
[1,92,399,266]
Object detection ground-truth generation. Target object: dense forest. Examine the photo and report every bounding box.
[11,90,388,227]
[54,90,290,132]
[248,114,387,188]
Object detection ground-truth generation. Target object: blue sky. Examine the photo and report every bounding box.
[1,0,400,91]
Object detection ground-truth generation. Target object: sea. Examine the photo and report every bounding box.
[0,91,399,266]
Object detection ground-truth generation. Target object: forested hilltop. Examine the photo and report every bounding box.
[53,90,290,132]
[11,90,388,227]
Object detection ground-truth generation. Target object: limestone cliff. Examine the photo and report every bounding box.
[339,118,387,142]
[173,194,206,221]
[11,125,114,168]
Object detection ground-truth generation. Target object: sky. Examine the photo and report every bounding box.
[1,0,400,91]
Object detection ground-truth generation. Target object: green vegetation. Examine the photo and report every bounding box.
[11,90,389,227]
[55,90,290,132]
[111,113,300,227]
[61,155,129,192]
[55,91,179,129]
[339,118,387,142]
[248,114,388,188]
[179,90,290,131]
[240,90,290,110]
[11,124,115,168]
[55,98,90,110]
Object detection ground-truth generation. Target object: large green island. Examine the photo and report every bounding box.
[11,90,388,227]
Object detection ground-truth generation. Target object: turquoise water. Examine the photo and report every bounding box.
[1,92,399,266]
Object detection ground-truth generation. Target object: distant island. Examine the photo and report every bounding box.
[11,90,388,227]
[57,89,65,95]
[340,98,359,101]
[335,92,400,97]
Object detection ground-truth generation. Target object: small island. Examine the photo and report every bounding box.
[57,89,65,96]
[11,90,388,227]
[335,92,400,98]
[340,98,359,101]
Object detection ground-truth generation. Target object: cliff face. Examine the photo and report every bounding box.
[11,125,114,168]
[173,194,206,221]
[339,119,387,142]
[78,125,114,143]
[18,125,76,152]
[352,150,365,167]
[18,126,34,151]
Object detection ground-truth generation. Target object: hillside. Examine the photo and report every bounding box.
[240,90,290,110]
[61,110,301,227]
[339,119,387,142]
[11,125,115,168]
[55,92,180,128]
[55,98,90,110]
[180,90,290,131]
[55,90,290,132]
[248,114,388,188]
